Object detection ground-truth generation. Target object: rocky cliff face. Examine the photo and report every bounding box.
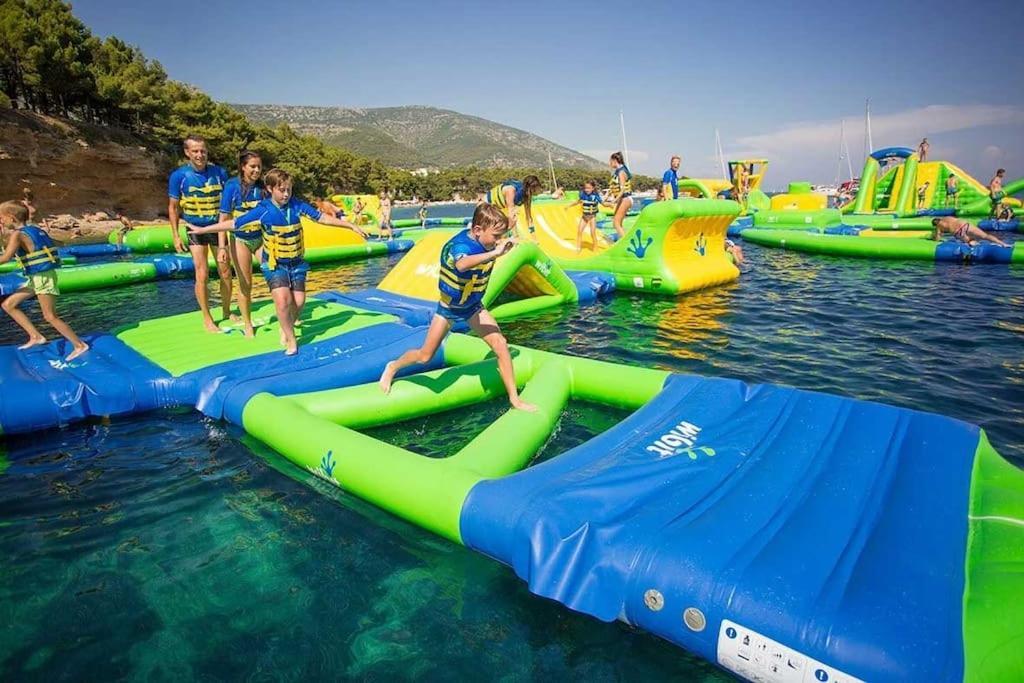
[0,108,170,219]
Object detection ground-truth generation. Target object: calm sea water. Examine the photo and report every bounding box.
[1,234,1022,681]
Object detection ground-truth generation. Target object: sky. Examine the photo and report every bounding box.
[72,0,1024,187]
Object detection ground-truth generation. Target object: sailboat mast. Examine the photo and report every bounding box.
[864,98,874,157]
[836,119,844,186]
[715,128,727,179]
[619,109,630,167]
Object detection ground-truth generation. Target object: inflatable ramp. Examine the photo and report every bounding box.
[526,199,741,294]
[242,334,1024,683]
[333,230,614,323]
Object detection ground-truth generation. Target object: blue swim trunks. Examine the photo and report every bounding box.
[436,302,483,322]
[260,259,309,291]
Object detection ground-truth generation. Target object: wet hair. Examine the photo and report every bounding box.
[670,155,681,163]
[183,134,207,149]
[263,168,292,190]
[931,218,941,227]
[996,168,1005,175]
[237,150,262,177]
[0,200,29,222]
[610,151,625,166]
[472,202,509,232]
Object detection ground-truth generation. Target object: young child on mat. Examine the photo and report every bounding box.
[566,179,602,253]
[930,217,1008,248]
[378,203,536,412]
[0,200,89,360]
[187,169,367,355]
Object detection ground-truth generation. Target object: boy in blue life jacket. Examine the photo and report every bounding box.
[378,203,537,412]
[187,169,367,355]
[0,200,89,360]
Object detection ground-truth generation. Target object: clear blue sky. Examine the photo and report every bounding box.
[73,0,1024,187]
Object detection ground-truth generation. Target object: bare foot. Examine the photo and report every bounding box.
[511,398,538,413]
[18,336,47,350]
[203,317,220,333]
[225,313,241,324]
[293,318,303,328]
[243,324,255,338]
[284,343,298,356]
[65,343,89,362]
[378,361,397,394]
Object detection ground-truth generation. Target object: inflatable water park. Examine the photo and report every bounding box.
[2,182,1022,682]
[725,147,1023,264]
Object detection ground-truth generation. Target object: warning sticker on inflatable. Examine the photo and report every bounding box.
[717,619,865,683]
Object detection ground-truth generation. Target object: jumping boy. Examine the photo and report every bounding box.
[187,169,367,355]
[168,134,233,332]
[0,200,88,360]
[931,216,1008,247]
[378,203,536,412]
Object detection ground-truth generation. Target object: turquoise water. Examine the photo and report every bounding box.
[1,239,1022,680]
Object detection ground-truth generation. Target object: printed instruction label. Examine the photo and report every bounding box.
[717,619,865,683]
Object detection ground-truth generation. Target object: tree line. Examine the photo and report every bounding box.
[0,0,657,200]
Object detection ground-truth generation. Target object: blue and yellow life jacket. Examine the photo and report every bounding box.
[222,177,263,240]
[580,190,602,216]
[15,225,60,275]
[609,165,633,200]
[263,220,303,270]
[487,180,524,209]
[169,164,228,226]
[438,229,492,310]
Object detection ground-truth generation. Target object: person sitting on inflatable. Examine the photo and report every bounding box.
[485,175,542,240]
[187,168,367,355]
[931,216,1008,248]
[378,203,536,412]
[604,152,632,238]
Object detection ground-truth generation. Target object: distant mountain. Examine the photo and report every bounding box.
[231,104,604,170]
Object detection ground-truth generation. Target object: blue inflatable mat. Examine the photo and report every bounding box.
[0,318,437,434]
[0,335,172,434]
[978,218,1019,232]
[462,373,977,681]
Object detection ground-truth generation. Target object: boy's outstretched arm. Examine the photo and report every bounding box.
[187,217,236,234]
[317,213,368,238]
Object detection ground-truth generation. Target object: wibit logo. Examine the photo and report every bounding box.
[646,421,713,459]
[534,259,552,277]
[694,232,707,256]
[307,449,341,486]
[627,229,654,258]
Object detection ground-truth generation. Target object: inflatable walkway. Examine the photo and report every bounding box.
[330,230,614,325]
[0,299,1021,682]
[738,229,1023,264]
[0,242,413,296]
[526,199,741,294]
